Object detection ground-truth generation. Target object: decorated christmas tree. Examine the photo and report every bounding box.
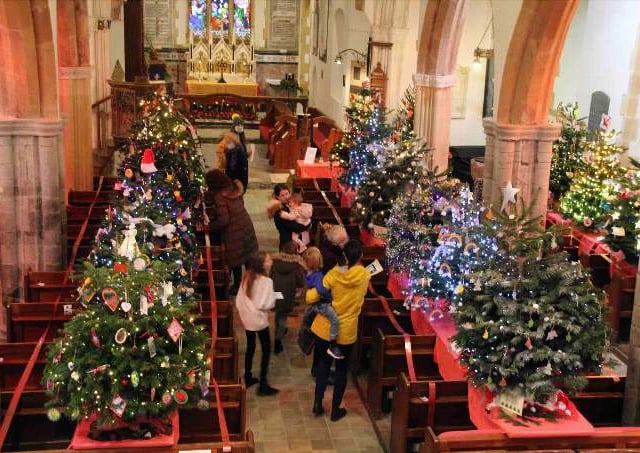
[549,103,589,200]
[604,158,640,262]
[454,194,608,413]
[405,188,499,313]
[354,139,428,228]
[331,88,392,189]
[393,85,416,142]
[560,129,628,229]
[43,95,209,431]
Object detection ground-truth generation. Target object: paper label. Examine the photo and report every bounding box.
[496,390,524,416]
[303,147,317,164]
[274,291,284,300]
[365,259,384,277]
[148,337,157,358]
[63,304,73,316]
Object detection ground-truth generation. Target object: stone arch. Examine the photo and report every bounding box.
[496,0,578,125]
[0,0,57,118]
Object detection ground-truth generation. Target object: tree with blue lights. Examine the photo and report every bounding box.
[43,95,209,431]
[331,88,392,189]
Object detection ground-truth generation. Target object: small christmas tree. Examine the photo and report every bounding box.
[331,88,392,189]
[549,103,589,200]
[354,139,428,228]
[405,188,499,313]
[393,85,416,142]
[43,95,209,431]
[605,158,640,263]
[454,197,608,413]
[560,129,628,229]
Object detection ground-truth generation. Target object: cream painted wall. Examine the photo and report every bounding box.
[449,0,492,146]
[554,0,640,159]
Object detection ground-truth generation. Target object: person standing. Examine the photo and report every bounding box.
[205,170,258,296]
[270,241,305,354]
[223,131,249,193]
[307,240,370,421]
[234,252,279,396]
[267,184,308,249]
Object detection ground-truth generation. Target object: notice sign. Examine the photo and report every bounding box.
[268,0,299,50]
[304,147,318,164]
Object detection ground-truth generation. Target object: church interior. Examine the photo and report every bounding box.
[3,0,640,452]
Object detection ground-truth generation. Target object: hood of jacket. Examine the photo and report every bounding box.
[327,264,369,287]
[271,253,305,274]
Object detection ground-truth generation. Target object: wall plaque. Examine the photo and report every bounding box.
[268,0,299,51]
[143,0,173,48]
[588,91,610,130]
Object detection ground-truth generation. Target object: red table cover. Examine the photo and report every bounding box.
[359,228,385,247]
[69,411,179,449]
[295,160,341,179]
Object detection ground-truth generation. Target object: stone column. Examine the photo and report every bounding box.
[412,73,456,172]
[59,66,94,191]
[482,120,560,220]
[0,120,65,339]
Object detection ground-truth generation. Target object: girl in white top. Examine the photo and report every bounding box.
[234,252,279,396]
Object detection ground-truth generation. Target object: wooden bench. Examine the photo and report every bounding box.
[179,383,246,444]
[390,374,472,453]
[9,300,233,342]
[23,272,79,302]
[579,253,611,289]
[607,271,635,342]
[66,205,110,225]
[573,375,626,427]
[68,190,116,206]
[367,329,440,418]
[421,426,640,452]
[0,389,75,451]
[352,297,411,375]
[294,178,332,191]
[194,268,230,301]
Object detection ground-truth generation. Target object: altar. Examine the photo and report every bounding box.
[186,80,258,96]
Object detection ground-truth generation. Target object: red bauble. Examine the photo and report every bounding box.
[121,378,129,386]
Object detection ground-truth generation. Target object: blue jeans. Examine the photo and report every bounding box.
[304,303,339,341]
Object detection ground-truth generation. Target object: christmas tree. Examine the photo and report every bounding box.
[392,85,416,142]
[405,188,499,313]
[604,158,640,263]
[331,88,392,189]
[549,103,589,200]
[560,129,628,229]
[43,95,209,430]
[454,198,608,413]
[354,139,428,228]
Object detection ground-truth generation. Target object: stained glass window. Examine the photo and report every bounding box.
[189,0,207,36]
[233,0,251,38]
[210,0,230,38]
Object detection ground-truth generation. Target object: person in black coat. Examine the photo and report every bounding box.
[224,131,249,193]
[267,184,308,249]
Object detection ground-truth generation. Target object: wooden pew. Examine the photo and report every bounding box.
[0,389,75,451]
[421,426,640,452]
[352,297,411,375]
[272,123,308,171]
[194,268,230,301]
[23,272,79,302]
[179,383,246,444]
[573,376,625,427]
[294,178,332,191]
[367,329,440,418]
[68,190,116,206]
[9,300,233,342]
[579,253,611,289]
[390,374,472,453]
[319,128,342,161]
[66,205,110,225]
[607,271,635,342]
[93,176,119,191]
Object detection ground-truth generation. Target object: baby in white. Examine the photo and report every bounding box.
[279,190,313,252]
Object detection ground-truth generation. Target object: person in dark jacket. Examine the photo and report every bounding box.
[231,113,248,152]
[223,131,249,193]
[205,170,259,295]
[270,241,305,354]
[267,184,308,249]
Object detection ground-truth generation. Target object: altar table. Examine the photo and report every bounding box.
[295,160,341,179]
[186,80,258,96]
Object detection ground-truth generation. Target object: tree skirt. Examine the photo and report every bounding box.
[69,412,179,449]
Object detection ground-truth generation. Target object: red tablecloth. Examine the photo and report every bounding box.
[578,231,609,256]
[387,271,408,299]
[338,183,356,207]
[546,211,573,226]
[359,228,385,247]
[295,160,341,179]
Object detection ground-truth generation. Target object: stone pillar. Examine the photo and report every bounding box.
[59,67,94,192]
[482,120,560,221]
[0,120,65,339]
[412,73,456,172]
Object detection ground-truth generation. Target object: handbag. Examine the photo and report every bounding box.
[297,323,316,355]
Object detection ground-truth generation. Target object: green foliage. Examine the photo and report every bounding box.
[453,200,608,409]
[549,103,589,198]
[604,158,640,262]
[560,129,628,229]
[43,94,209,427]
[393,85,416,142]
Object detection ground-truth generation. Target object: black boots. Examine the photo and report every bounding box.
[257,382,279,396]
[274,340,283,354]
[330,407,347,422]
[312,399,324,416]
[244,374,259,388]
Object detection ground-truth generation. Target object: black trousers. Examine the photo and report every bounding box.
[230,266,242,293]
[313,336,352,410]
[245,327,271,383]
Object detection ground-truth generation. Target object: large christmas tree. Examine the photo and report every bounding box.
[549,103,589,200]
[605,158,640,262]
[560,129,628,229]
[331,88,391,189]
[453,200,608,411]
[354,139,428,228]
[43,95,209,430]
